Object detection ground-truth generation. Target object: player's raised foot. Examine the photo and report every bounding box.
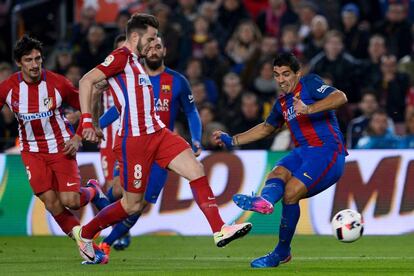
[85,179,108,210]
[113,233,131,250]
[99,242,111,256]
[250,251,292,268]
[72,225,95,262]
[232,194,274,214]
[214,222,252,247]
[81,246,109,265]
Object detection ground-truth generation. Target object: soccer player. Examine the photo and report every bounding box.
[213,52,348,268]
[74,13,252,262]
[93,35,203,254]
[0,36,98,243]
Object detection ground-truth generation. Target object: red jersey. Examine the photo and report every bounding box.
[100,89,119,149]
[96,47,165,137]
[0,70,79,153]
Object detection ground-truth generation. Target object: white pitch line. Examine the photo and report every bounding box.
[133,256,414,261]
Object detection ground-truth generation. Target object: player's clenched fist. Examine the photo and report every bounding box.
[81,113,99,142]
[293,97,310,116]
[212,130,234,150]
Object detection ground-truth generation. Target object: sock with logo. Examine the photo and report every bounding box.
[103,214,140,245]
[190,176,225,233]
[261,178,285,205]
[53,209,80,238]
[81,200,129,239]
[79,187,96,207]
[275,203,300,257]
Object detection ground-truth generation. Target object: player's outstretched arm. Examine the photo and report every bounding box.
[213,122,276,149]
[293,90,348,115]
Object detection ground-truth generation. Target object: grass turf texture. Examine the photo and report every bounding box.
[0,235,413,275]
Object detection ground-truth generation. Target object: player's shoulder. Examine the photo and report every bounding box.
[44,70,65,80]
[101,47,129,67]
[301,73,324,85]
[164,67,187,81]
[0,72,19,90]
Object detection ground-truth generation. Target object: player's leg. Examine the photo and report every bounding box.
[233,149,302,214]
[105,162,123,203]
[157,129,252,247]
[21,152,80,238]
[102,163,167,252]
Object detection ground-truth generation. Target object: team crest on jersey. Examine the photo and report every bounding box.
[138,74,151,86]
[43,97,53,109]
[161,84,171,93]
[101,55,114,67]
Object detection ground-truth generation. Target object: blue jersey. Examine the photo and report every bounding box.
[150,68,201,142]
[266,74,346,154]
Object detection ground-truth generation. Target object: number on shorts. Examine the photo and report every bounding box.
[101,156,108,177]
[134,164,142,180]
[26,166,31,180]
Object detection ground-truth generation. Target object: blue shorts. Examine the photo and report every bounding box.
[112,161,167,204]
[276,146,345,198]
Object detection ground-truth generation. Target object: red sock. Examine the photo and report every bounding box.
[79,187,96,207]
[82,200,129,239]
[53,209,80,237]
[190,176,225,233]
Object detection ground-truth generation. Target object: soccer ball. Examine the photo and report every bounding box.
[331,209,364,243]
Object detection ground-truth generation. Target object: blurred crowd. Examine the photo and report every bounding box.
[1,0,414,152]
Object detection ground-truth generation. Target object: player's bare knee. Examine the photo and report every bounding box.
[267,167,290,183]
[283,186,301,204]
[62,199,80,210]
[187,160,204,181]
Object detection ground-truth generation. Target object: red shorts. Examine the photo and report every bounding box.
[113,128,189,193]
[21,152,81,195]
[100,148,117,181]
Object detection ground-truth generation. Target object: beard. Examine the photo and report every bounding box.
[145,57,163,70]
[137,38,146,56]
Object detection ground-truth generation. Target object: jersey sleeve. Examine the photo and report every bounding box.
[265,101,284,128]
[95,49,128,78]
[57,74,81,110]
[0,81,7,109]
[304,74,337,100]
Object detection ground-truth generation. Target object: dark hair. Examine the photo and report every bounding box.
[126,13,159,37]
[13,35,43,61]
[273,52,300,72]
[114,34,126,48]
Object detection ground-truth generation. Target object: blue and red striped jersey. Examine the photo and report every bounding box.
[266,74,346,153]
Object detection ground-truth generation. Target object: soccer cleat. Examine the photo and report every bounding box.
[214,222,252,247]
[250,251,292,268]
[99,242,111,256]
[81,247,109,265]
[86,179,109,210]
[232,193,274,214]
[72,225,95,262]
[113,233,131,251]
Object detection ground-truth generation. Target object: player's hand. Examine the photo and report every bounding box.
[94,80,108,92]
[192,140,202,157]
[95,127,105,142]
[63,134,82,156]
[293,97,310,116]
[82,128,99,143]
[212,130,233,150]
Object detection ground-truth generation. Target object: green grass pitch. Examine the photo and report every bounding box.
[0,235,413,275]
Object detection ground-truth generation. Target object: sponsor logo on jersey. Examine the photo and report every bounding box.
[138,74,151,86]
[18,110,53,121]
[317,85,330,93]
[101,55,114,67]
[282,106,297,121]
[155,98,170,112]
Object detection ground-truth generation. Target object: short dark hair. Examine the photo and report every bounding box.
[114,34,126,48]
[126,13,159,37]
[273,52,300,73]
[13,35,43,62]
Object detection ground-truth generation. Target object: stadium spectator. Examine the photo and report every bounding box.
[106,10,131,48]
[64,64,83,88]
[373,2,413,59]
[0,61,16,152]
[214,52,348,268]
[217,0,250,46]
[256,0,298,39]
[75,24,111,72]
[398,42,414,86]
[401,111,414,148]
[46,42,74,75]
[0,61,12,82]
[346,91,395,149]
[340,3,369,59]
[201,38,230,89]
[373,54,410,122]
[218,72,244,128]
[309,30,361,103]
[361,34,387,90]
[296,1,318,42]
[251,59,278,103]
[279,25,303,59]
[172,0,198,36]
[71,5,97,51]
[302,15,329,62]
[185,57,218,104]
[356,109,401,149]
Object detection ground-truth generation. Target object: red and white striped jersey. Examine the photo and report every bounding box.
[96,47,165,137]
[0,70,79,153]
[100,89,119,149]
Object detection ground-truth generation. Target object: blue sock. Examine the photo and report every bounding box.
[93,194,111,211]
[106,187,117,203]
[103,214,140,245]
[260,178,285,205]
[275,203,300,257]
